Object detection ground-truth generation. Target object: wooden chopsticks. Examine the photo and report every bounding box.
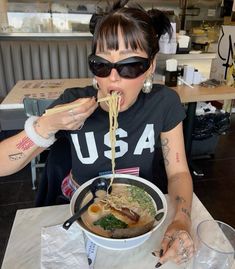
[44,96,114,116]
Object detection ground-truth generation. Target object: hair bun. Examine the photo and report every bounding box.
[89,0,130,34]
[109,0,129,11]
[147,9,172,39]
[89,13,103,35]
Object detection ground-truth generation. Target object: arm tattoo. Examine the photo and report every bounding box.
[181,207,191,218]
[161,138,170,166]
[176,152,180,163]
[176,195,186,203]
[175,196,191,218]
[169,175,181,183]
[8,152,25,161]
[16,136,34,151]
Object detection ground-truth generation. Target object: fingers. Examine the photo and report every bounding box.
[48,97,98,131]
[67,109,85,130]
[160,239,179,263]
[161,233,174,253]
[70,97,98,115]
[174,248,194,264]
[154,230,194,267]
[66,98,97,130]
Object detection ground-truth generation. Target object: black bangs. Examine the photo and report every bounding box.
[92,14,147,54]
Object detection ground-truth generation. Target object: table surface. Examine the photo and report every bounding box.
[0,79,92,109]
[2,194,234,269]
[1,78,235,108]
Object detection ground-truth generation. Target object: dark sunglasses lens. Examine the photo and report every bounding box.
[89,62,111,77]
[89,55,149,78]
[118,61,149,78]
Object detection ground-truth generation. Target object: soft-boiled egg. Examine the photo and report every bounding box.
[87,203,103,222]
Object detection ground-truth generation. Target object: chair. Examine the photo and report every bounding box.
[23,97,54,190]
[35,136,71,206]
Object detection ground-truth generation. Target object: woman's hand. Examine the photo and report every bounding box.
[152,220,195,267]
[35,97,98,138]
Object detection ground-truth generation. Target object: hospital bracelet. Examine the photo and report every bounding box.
[24,116,56,148]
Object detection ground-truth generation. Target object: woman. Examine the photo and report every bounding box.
[0,0,194,266]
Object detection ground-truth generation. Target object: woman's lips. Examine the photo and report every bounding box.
[109,89,124,107]
[118,95,124,107]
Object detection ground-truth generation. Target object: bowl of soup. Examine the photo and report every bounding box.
[70,174,167,250]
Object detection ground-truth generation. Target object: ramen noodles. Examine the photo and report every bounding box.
[105,92,120,186]
[80,183,157,238]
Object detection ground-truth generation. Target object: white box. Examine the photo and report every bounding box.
[183,66,194,85]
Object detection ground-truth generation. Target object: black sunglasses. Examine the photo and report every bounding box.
[88,54,151,79]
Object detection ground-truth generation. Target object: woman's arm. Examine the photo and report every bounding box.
[161,122,193,230]
[0,130,44,176]
[0,97,98,177]
[155,122,194,266]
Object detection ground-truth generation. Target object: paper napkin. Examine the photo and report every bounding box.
[41,224,89,269]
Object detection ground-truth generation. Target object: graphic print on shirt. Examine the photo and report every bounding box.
[71,124,155,164]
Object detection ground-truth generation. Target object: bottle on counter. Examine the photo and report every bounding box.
[193,69,202,85]
[177,65,184,85]
[183,65,194,85]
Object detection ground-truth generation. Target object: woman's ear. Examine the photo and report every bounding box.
[151,55,157,73]
[145,55,157,77]
[146,61,156,78]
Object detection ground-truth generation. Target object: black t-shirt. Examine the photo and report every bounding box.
[50,84,185,187]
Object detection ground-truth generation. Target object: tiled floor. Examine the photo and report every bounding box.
[0,164,36,267]
[0,115,235,267]
[193,118,235,228]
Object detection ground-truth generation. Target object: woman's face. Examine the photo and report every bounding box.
[95,31,155,112]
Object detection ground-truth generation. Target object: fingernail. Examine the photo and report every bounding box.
[155,262,162,268]
[159,249,163,257]
[151,251,157,257]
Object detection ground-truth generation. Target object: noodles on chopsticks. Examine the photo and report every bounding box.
[44,93,120,188]
[105,92,121,187]
[44,96,116,115]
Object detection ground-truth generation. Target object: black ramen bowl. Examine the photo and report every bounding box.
[70,174,167,250]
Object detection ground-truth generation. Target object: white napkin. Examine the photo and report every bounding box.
[41,224,89,269]
[166,59,178,71]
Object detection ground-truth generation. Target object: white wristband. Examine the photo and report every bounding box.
[24,116,56,148]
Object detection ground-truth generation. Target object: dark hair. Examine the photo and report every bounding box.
[89,0,172,60]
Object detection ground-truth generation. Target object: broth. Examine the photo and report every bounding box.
[80,183,157,238]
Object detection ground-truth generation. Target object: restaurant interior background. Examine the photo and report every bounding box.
[0,0,235,267]
[0,0,233,34]
[0,0,234,40]
[0,0,235,98]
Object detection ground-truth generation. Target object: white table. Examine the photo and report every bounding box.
[2,194,234,269]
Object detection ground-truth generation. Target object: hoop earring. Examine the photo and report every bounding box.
[142,74,153,93]
[92,77,99,90]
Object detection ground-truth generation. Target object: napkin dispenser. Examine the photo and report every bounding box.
[176,33,191,54]
[165,59,178,87]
